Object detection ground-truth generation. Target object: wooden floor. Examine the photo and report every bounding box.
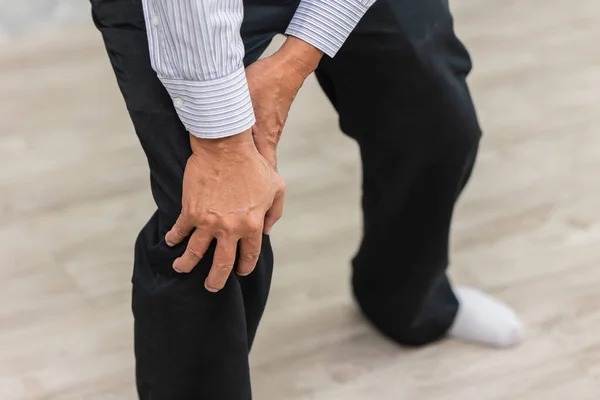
[2,0,600,398]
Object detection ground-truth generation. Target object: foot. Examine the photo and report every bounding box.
[448,286,524,348]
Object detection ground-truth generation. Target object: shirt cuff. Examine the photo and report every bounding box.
[158,66,255,139]
[285,0,372,58]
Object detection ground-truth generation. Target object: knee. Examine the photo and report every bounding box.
[425,72,482,167]
[444,105,482,161]
[352,284,453,348]
[355,298,449,348]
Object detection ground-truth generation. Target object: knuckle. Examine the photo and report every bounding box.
[241,251,260,263]
[187,247,204,259]
[199,213,217,227]
[181,208,195,220]
[277,176,287,191]
[220,224,234,235]
[245,217,263,233]
[220,219,238,235]
[214,263,232,273]
[268,207,283,221]
[175,226,188,237]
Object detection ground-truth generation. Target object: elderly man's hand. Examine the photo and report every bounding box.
[246,37,323,169]
[165,130,285,292]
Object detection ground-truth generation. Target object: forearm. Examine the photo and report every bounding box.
[246,0,377,165]
[142,0,254,138]
[277,37,323,79]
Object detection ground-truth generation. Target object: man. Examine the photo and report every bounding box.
[90,0,524,398]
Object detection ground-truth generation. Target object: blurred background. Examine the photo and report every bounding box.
[1,0,600,399]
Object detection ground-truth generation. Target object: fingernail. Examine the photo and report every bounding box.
[165,238,175,247]
[204,281,219,293]
[237,271,250,277]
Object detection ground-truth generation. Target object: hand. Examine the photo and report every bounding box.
[246,36,323,169]
[165,130,286,292]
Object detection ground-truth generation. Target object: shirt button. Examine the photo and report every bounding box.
[152,16,159,27]
[174,98,184,108]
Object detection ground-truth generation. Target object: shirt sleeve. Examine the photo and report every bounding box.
[285,0,377,57]
[142,0,254,139]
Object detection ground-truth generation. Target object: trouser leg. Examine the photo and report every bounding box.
[91,0,292,397]
[315,0,482,346]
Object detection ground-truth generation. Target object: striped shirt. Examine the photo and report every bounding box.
[141,0,376,139]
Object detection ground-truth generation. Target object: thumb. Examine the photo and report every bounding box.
[254,138,278,170]
[264,179,285,234]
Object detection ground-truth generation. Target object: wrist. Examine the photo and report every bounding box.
[190,129,254,158]
[278,36,323,79]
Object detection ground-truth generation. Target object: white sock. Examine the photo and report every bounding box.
[448,286,524,348]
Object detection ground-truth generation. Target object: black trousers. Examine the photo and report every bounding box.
[91,0,481,398]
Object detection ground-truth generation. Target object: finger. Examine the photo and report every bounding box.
[262,147,278,171]
[205,238,237,292]
[172,230,212,273]
[237,233,263,276]
[264,185,285,234]
[165,213,195,247]
[253,135,278,170]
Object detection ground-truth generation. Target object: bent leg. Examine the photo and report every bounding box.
[315,0,481,346]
